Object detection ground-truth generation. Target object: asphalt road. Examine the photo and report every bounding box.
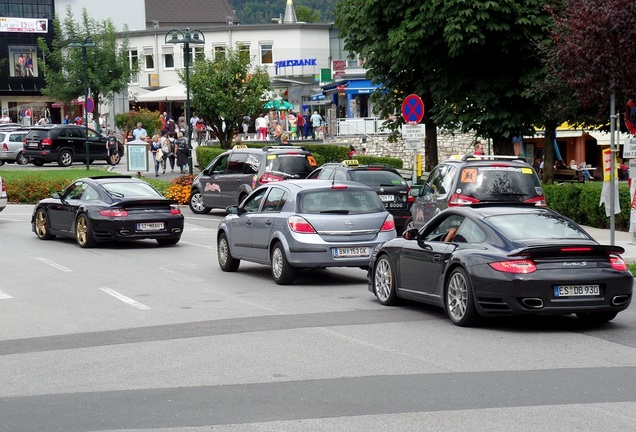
[0,204,635,432]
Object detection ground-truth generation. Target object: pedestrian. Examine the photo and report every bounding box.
[106,130,118,166]
[360,147,367,156]
[473,141,485,155]
[167,132,177,172]
[176,131,189,174]
[303,111,311,139]
[280,133,290,145]
[132,122,147,140]
[195,116,206,146]
[150,135,162,177]
[255,113,268,140]
[242,114,250,139]
[160,132,170,174]
[296,111,305,140]
[273,120,283,144]
[348,145,357,158]
[62,114,71,125]
[310,111,322,140]
[288,111,297,139]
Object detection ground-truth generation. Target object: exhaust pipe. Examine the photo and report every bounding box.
[521,297,544,309]
[612,295,630,306]
[171,228,182,233]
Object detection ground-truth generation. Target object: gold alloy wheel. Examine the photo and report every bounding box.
[34,209,50,239]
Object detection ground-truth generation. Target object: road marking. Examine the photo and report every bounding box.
[99,287,150,310]
[0,290,13,299]
[34,257,73,272]
[179,240,215,249]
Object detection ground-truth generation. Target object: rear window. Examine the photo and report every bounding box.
[457,166,542,201]
[298,189,385,214]
[267,154,315,179]
[486,213,588,241]
[102,182,163,198]
[350,170,406,187]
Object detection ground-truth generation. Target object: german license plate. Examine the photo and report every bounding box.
[379,195,394,202]
[137,222,165,231]
[28,143,38,148]
[333,247,369,258]
[554,285,600,297]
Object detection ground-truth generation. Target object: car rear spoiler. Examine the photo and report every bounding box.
[508,244,625,258]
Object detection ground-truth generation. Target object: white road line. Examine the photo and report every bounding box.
[178,240,215,249]
[99,288,150,310]
[0,290,13,299]
[34,257,73,272]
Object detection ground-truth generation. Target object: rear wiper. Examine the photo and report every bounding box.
[320,209,350,214]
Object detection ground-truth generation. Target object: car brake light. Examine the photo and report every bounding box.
[332,185,348,190]
[524,196,547,207]
[260,173,284,183]
[407,187,414,203]
[288,215,316,233]
[170,204,181,215]
[380,214,395,232]
[448,193,480,206]
[561,247,592,252]
[100,209,128,217]
[489,259,537,273]
[41,138,53,146]
[609,255,628,271]
[1,178,5,192]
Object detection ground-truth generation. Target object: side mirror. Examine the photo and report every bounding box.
[226,205,239,215]
[402,228,418,240]
[51,192,61,199]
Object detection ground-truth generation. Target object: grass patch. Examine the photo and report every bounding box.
[627,263,636,277]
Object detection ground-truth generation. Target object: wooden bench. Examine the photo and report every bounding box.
[553,169,583,183]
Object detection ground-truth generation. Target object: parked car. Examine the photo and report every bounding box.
[0,176,7,212]
[0,129,29,165]
[369,205,632,327]
[188,144,317,214]
[217,179,397,285]
[0,123,23,130]
[406,155,545,230]
[31,176,183,248]
[22,125,124,167]
[307,160,411,233]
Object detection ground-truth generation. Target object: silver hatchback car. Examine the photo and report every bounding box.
[0,129,28,165]
[217,179,397,285]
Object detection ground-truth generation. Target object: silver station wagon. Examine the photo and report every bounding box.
[217,179,397,285]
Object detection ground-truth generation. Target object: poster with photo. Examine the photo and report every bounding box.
[9,46,38,78]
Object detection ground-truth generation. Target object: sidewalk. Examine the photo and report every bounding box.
[582,225,636,263]
[109,150,201,181]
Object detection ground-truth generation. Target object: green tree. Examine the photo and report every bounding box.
[37,7,132,131]
[335,0,553,162]
[188,45,271,149]
[295,5,321,23]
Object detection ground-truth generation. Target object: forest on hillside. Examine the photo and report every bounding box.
[229,0,336,24]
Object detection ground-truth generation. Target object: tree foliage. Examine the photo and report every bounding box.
[230,0,334,24]
[188,46,272,149]
[551,0,636,125]
[335,0,554,159]
[37,7,132,128]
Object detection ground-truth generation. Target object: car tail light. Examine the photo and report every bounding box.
[448,193,480,206]
[1,178,5,193]
[170,204,181,215]
[288,215,316,233]
[41,138,53,147]
[609,254,628,271]
[489,259,537,274]
[259,173,284,183]
[100,209,128,217]
[524,195,547,207]
[407,187,414,203]
[2,144,7,151]
[380,214,395,232]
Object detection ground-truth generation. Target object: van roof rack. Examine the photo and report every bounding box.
[261,145,308,151]
[460,154,528,162]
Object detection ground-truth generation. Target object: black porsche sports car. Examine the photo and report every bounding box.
[369,205,633,327]
[32,176,184,248]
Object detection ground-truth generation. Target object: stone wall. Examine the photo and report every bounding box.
[327,130,480,170]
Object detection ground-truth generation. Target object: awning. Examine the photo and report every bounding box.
[588,130,632,146]
[136,83,186,102]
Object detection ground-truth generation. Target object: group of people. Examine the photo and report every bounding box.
[15,53,34,77]
[252,110,326,142]
[124,122,190,177]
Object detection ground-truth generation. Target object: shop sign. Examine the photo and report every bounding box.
[0,17,48,33]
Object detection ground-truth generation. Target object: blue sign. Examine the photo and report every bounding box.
[401,94,425,124]
[85,97,94,113]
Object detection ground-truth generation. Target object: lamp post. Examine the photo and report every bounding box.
[68,36,96,170]
[166,28,205,175]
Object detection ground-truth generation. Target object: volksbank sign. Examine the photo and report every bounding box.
[275,58,317,75]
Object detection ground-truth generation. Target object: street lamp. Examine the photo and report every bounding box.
[166,28,205,175]
[68,36,96,170]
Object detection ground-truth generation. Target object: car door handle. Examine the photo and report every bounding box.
[246,220,252,226]
[265,220,272,226]
[432,254,442,262]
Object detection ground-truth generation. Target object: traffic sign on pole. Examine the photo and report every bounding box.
[86,97,94,113]
[401,94,425,124]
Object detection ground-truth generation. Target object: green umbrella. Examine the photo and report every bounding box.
[263,99,294,110]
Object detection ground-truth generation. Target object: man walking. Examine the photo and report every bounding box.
[310,111,322,140]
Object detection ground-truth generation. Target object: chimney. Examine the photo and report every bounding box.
[283,0,297,24]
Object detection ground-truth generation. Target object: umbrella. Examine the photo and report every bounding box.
[263,99,294,110]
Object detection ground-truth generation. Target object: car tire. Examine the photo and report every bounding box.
[32,160,45,166]
[373,254,399,305]
[217,232,240,272]
[157,237,180,246]
[404,217,415,231]
[188,190,211,214]
[238,193,248,206]
[271,242,296,285]
[445,267,480,327]
[0,159,4,166]
[15,152,28,165]
[33,208,56,240]
[575,311,618,325]
[75,214,96,248]
[58,150,73,167]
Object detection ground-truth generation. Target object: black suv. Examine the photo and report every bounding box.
[407,154,545,230]
[307,160,411,233]
[23,125,124,167]
[188,145,317,213]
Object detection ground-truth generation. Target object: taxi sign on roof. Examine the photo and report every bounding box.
[233,144,248,149]
[342,159,359,166]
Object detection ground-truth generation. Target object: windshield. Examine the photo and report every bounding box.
[102,182,163,199]
[486,213,589,241]
[457,166,542,201]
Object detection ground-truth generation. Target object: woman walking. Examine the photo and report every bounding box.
[175,132,189,174]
